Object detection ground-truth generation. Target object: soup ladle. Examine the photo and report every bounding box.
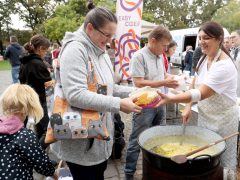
[171,131,239,164]
[179,123,186,145]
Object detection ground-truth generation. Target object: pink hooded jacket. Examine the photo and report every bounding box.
[0,116,24,134]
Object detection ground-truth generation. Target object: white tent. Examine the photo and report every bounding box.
[141,20,157,38]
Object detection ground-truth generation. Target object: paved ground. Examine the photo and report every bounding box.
[0,70,11,95]
[1,70,239,180]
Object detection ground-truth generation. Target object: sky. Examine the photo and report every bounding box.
[10,14,29,30]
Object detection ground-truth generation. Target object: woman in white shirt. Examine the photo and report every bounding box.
[157,21,238,172]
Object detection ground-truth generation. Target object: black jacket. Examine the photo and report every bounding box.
[4,43,23,67]
[19,54,51,105]
[0,128,55,179]
[192,47,203,68]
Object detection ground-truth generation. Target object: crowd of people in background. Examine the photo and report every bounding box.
[1,1,240,180]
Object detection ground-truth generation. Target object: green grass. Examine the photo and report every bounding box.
[0,60,11,71]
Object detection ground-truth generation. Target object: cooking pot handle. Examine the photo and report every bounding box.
[192,154,212,162]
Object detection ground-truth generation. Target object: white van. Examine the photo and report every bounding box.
[170,27,230,67]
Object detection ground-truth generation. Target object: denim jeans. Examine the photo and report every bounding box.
[124,106,166,175]
[11,65,20,83]
[184,64,192,75]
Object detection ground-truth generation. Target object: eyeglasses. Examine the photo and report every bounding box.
[95,28,113,39]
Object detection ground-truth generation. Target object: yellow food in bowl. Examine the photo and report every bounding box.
[135,91,159,106]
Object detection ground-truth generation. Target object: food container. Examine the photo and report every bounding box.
[138,125,225,175]
[129,87,161,108]
[174,75,187,91]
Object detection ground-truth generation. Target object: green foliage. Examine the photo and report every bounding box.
[140,38,148,48]
[142,13,155,24]
[44,4,81,41]
[0,60,11,71]
[97,0,117,12]
[143,0,191,29]
[190,0,225,26]
[0,0,15,54]
[14,0,54,32]
[212,0,240,32]
[5,0,236,45]
[0,0,14,27]
[44,0,117,42]
[10,29,32,45]
[143,0,226,29]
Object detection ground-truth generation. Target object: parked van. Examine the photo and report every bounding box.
[170,27,230,67]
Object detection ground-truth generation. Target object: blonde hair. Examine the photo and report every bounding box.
[0,84,43,123]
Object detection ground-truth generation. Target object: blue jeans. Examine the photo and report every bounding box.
[124,106,166,175]
[11,65,20,83]
[184,64,192,75]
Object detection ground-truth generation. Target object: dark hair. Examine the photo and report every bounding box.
[148,25,172,41]
[196,21,232,72]
[84,7,117,30]
[87,1,95,11]
[24,35,50,54]
[166,40,177,52]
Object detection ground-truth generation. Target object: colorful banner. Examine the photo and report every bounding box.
[115,0,143,81]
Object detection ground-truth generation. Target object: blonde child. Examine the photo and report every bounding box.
[0,84,55,179]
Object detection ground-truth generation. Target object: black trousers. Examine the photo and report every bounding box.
[35,102,50,149]
[66,160,108,180]
[23,102,49,149]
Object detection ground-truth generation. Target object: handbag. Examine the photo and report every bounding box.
[45,160,73,180]
[110,113,125,159]
[56,160,72,180]
[45,57,110,144]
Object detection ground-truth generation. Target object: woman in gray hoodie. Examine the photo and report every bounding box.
[51,5,142,180]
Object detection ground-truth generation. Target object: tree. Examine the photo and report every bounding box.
[10,29,32,45]
[44,4,81,43]
[44,0,117,42]
[97,0,117,12]
[14,0,55,33]
[212,0,240,32]
[189,0,226,27]
[143,0,199,29]
[143,0,227,30]
[0,0,14,54]
[44,0,88,42]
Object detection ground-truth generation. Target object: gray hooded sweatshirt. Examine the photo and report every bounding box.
[51,28,133,166]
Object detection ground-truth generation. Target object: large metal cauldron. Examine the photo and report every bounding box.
[138,126,226,176]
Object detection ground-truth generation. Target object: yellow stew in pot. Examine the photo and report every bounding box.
[144,135,217,158]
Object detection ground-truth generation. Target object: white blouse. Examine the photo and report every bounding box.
[195,58,237,102]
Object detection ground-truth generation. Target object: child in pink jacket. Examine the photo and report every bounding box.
[0,84,55,180]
